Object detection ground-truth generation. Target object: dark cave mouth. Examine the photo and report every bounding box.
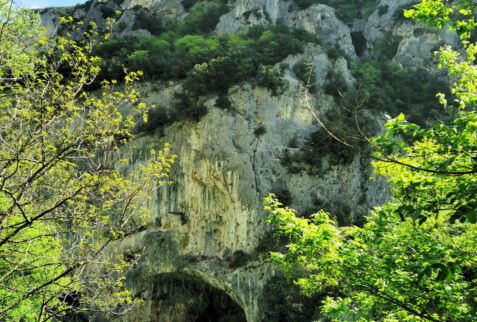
[150,273,247,322]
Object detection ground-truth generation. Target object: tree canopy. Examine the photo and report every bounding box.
[265,0,477,320]
[0,3,175,320]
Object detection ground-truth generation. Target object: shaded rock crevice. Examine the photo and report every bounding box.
[115,273,247,322]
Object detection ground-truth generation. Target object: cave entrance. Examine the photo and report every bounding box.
[150,273,247,322]
[351,31,367,57]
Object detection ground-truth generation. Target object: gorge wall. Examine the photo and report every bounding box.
[41,0,458,320]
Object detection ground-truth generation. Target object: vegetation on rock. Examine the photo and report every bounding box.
[94,24,317,92]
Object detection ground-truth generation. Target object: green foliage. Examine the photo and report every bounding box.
[173,1,229,35]
[95,23,316,84]
[75,0,93,11]
[0,196,66,320]
[110,0,125,5]
[135,106,171,134]
[348,59,450,123]
[99,5,116,19]
[372,31,402,59]
[293,59,317,92]
[132,8,164,35]
[215,95,232,110]
[262,274,324,322]
[325,46,348,60]
[114,21,128,32]
[253,124,267,137]
[172,92,208,122]
[265,1,477,320]
[95,24,315,90]
[302,128,354,167]
[255,65,284,95]
[94,24,316,130]
[372,112,477,225]
[392,1,420,23]
[264,196,477,321]
[0,9,175,320]
[281,99,376,174]
[284,51,447,178]
[324,69,348,97]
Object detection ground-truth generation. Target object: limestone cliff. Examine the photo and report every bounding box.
[39,0,457,321]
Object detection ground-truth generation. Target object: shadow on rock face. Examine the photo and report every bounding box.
[110,273,247,322]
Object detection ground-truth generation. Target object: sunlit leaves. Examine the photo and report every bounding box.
[265,196,477,321]
[265,0,477,320]
[0,2,176,320]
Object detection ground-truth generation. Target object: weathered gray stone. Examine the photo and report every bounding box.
[364,0,415,44]
[37,1,457,320]
[122,0,185,15]
[285,4,357,59]
[112,51,389,319]
[364,0,460,71]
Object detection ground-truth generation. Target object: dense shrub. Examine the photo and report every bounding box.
[110,0,125,6]
[262,274,327,322]
[293,59,317,91]
[302,126,355,167]
[372,31,402,59]
[75,0,93,11]
[325,46,347,60]
[94,24,317,95]
[349,59,450,123]
[255,65,284,96]
[135,107,171,134]
[253,125,267,137]
[392,1,419,22]
[172,92,208,123]
[172,1,229,35]
[324,70,348,97]
[114,21,128,33]
[285,58,451,174]
[133,9,164,35]
[215,95,232,110]
[92,7,318,129]
[99,5,116,19]
[248,24,317,64]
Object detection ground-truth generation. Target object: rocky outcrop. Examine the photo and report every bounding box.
[285,5,357,59]
[364,0,460,71]
[38,1,458,320]
[216,0,357,58]
[121,0,185,21]
[109,43,389,321]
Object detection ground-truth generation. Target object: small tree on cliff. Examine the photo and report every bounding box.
[0,3,175,320]
[265,0,477,320]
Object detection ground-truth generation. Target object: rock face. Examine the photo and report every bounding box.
[363,0,460,71]
[113,45,388,321]
[39,0,459,321]
[216,0,357,58]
